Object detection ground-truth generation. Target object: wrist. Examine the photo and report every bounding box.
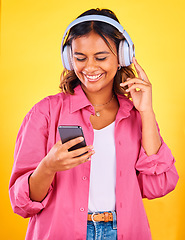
[139,109,155,119]
[42,156,56,177]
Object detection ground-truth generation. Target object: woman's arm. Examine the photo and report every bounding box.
[120,57,161,155]
[28,158,56,202]
[140,110,161,156]
[29,138,94,202]
[9,98,94,217]
[120,57,178,199]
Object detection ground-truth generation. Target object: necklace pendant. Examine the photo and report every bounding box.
[95,111,101,117]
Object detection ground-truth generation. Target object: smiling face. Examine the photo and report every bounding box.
[71,31,119,95]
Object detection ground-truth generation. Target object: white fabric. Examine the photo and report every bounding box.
[88,121,116,213]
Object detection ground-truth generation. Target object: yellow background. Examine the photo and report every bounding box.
[0,0,184,239]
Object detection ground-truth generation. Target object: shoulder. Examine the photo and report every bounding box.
[36,92,66,108]
[22,92,68,126]
[31,92,68,115]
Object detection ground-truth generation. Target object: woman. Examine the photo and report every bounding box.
[9,8,179,240]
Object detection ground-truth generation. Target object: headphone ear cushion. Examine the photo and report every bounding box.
[62,45,73,70]
[118,40,131,67]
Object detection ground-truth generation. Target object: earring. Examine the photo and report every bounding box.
[118,64,121,70]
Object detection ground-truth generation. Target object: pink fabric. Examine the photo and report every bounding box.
[9,85,179,240]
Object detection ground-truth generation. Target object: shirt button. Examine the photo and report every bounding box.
[119,141,121,145]
[82,176,87,181]
[88,123,91,128]
[80,207,85,212]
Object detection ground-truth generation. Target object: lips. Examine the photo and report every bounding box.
[83,73,104,82]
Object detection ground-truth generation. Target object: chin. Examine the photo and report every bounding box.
[81,83,102,93]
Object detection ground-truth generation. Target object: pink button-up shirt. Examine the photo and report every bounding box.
[9,85,179,240]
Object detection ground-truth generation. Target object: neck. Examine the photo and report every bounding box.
[81,84,114,106]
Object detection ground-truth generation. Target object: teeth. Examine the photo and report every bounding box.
[86,74,102,80]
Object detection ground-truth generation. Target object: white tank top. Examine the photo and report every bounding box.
[88,121,116,213]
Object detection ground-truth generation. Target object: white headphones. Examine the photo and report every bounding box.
[61,15,135,70]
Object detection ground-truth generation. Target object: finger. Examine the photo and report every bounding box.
[76,149,95,163]
[120,78,133,90]
[66,149,95,169]
[62,137,84,151]
[69,145,94,158]
[125,83,150,92]
[120,78,148,88]
[132,57,149,82]
[56,140,62,145]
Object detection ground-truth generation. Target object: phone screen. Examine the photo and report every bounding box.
[58,125,87,152]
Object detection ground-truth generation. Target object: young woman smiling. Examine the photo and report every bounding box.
[9,8,179,240]
[72,31,119,130]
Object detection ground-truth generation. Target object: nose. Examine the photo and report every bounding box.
[84,58,98,72]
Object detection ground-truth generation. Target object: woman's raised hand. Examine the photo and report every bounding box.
[43,137,95,174]
[120,57,153,113]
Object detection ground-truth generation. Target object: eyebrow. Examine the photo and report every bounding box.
[73,51,110,56]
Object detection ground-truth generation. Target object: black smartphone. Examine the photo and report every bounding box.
[58,125,87,152]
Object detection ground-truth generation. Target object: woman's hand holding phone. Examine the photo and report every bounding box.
[29,128,94,202]
[43,137,95,174]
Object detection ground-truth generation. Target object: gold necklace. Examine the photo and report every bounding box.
[92,94,114,117]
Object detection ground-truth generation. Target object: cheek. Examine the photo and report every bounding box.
[73,60,84,74]
[105,58,118,74]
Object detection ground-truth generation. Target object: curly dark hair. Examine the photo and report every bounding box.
[59,8,136,97]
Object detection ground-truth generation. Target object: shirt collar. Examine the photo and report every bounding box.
[70,84,92,113]
[116,94,134,119]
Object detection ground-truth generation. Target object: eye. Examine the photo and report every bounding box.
[76,58,86,62]
[96,57,107,61]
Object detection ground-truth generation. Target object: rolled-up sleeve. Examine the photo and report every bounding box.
[9,171,53,218]
[136,140,179,199]
[9,98,53,218]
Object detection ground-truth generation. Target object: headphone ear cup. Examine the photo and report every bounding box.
[118,40,131,67]
[62,45,73,70]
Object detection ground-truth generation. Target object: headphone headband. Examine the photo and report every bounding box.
[63,15,124,38]
[61,14,135,69]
